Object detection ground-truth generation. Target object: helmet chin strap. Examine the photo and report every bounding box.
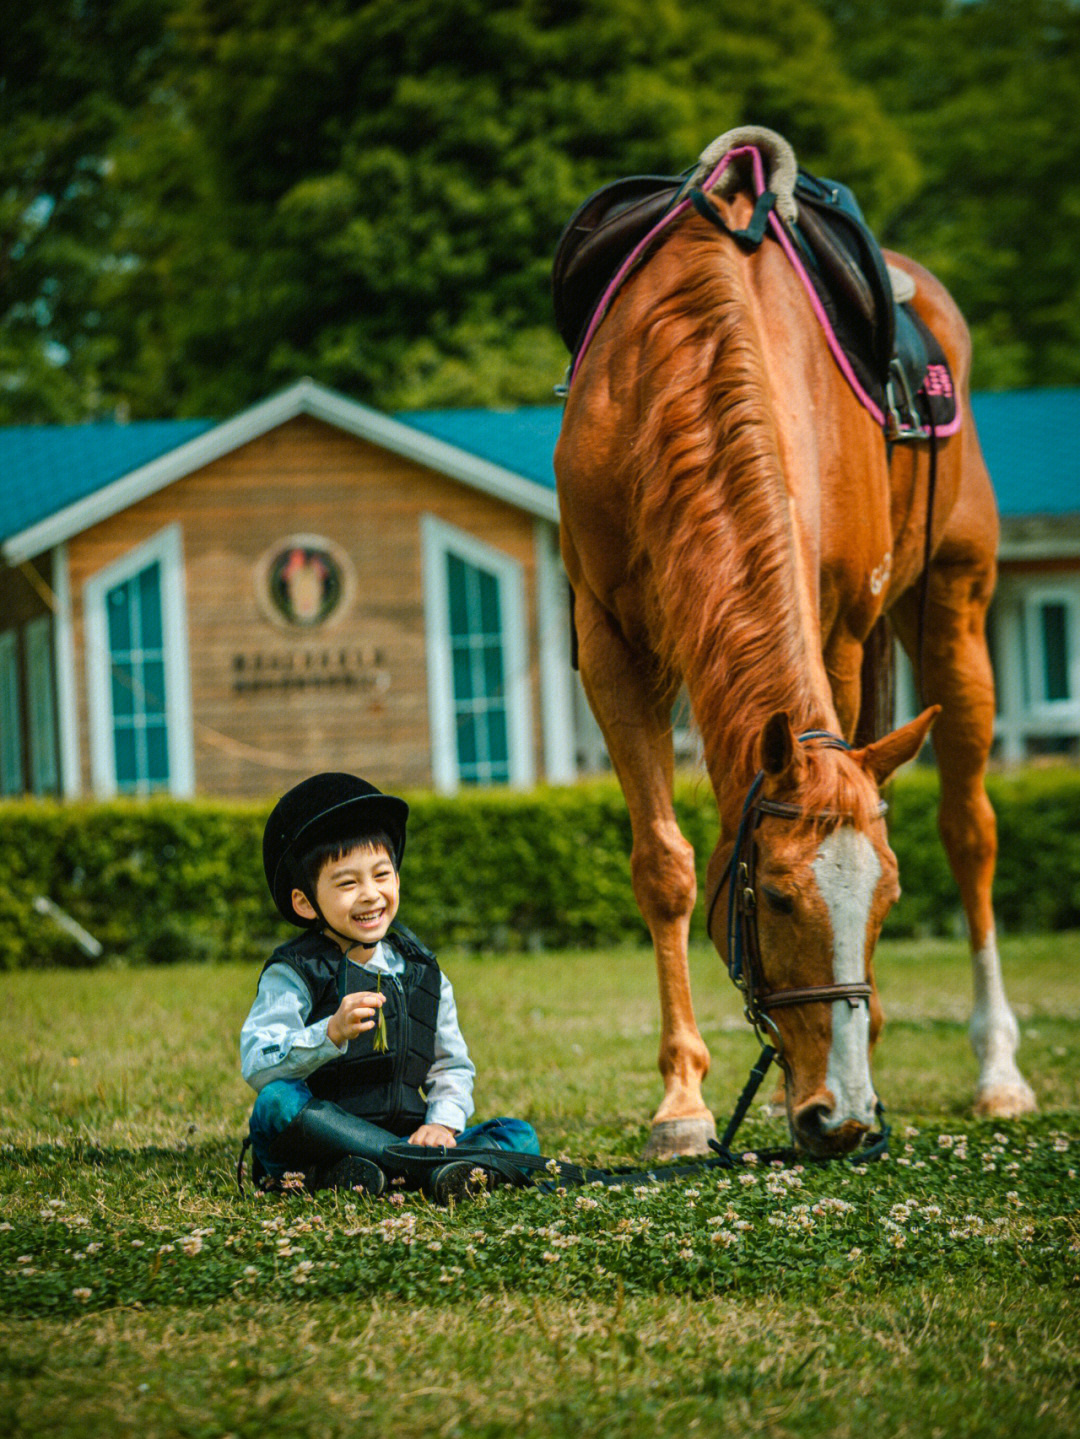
[299,887,382,953]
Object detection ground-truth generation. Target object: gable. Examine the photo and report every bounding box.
[0,380,557,563]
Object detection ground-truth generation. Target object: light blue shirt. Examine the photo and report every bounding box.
[239,938,476,1134]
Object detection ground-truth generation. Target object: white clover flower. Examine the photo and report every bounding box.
[244,1266,258,1281]
[72,1287,92,1302]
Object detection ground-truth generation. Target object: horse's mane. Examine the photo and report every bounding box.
[626,215,837,789]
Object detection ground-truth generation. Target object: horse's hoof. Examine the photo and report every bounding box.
[642,1117,717,1160]
[975,1081,1037,1119]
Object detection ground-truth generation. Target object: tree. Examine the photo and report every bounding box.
[0,1,173,421]
[92,0,916,417]
[821,0,1080,389]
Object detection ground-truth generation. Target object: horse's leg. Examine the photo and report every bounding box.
[891,542,1036,1119]
[573,585,715,1158]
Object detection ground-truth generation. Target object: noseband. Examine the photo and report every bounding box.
[706,731,887,1054]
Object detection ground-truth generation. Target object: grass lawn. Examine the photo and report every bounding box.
[1,932,1078,1437]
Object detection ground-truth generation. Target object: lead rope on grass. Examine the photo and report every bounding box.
[234,1044,891,1201]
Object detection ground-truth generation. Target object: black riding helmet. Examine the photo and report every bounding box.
[263,773,409,927]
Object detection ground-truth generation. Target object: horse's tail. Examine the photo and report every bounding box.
[854,616,895,748]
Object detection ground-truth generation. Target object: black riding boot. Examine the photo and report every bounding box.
[264,1099,402,1197]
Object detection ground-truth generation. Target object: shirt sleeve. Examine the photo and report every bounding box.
[423,970,476,1134]
[239,963,345,1092]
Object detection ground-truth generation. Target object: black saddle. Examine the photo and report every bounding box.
[552,164,954,437]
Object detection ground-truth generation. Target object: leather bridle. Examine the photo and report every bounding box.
[706,731,887,1055]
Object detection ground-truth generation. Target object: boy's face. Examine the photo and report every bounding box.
[292,842,400,951]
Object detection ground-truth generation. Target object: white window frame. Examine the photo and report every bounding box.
[0,630,23,796]
[1021,582,1080,722]
[52,542,82,798]
[534,519,577,783]
[421,514,533,793]
[83,524,195,797]
[25,615,59,795]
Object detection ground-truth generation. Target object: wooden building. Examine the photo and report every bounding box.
[1,382,1077,800]
[0,381,577,798]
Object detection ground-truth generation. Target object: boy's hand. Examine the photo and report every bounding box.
[326,991,385,1048]
[408,1124,458,1147]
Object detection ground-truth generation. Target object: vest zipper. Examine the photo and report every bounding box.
[381,969,409,1128]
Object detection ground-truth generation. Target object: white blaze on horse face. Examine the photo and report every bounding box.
[811,827,880,1129]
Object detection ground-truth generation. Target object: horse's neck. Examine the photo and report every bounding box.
[695,518,839,819]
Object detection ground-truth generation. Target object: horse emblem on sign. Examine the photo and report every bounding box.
[257,535,352,630]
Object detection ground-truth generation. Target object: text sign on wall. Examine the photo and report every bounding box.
[232,647,390,695]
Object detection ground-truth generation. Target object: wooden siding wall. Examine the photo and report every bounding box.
[62,416,545,798]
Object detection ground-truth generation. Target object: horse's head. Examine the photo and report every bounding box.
[710,706,939,1158]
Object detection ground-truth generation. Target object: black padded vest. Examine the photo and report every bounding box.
[260,922,442,1136]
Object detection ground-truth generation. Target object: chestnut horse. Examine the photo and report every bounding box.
[554,133,1036,1159]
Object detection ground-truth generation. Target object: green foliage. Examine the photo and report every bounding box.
[2,766,1079,967]
[4,0,918,421]
[821,0,1080,391]
[6,3,1080,419]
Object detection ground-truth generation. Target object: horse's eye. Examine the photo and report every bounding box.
[761,886,795,915]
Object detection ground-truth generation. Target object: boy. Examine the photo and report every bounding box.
[242,772,540,1200]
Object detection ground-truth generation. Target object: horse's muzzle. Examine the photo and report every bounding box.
[792,1098,870,1157]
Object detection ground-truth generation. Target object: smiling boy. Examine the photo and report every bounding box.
[242,773,538,1196]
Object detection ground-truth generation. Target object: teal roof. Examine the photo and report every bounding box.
[0,418,215,546]
[1,390,1075,549]
[397,406,562,490]
[969,389,1079,519]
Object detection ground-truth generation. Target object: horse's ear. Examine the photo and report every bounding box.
[761,711,799,777]
[854,705,941,787]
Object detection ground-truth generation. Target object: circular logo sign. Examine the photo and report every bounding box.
[256,535,353,630]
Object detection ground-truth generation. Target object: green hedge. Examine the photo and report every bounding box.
[1,767,1078,967]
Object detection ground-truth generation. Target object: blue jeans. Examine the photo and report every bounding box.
[249,1078,540,1180]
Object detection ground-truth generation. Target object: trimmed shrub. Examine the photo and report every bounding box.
[0,766,1077,967]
